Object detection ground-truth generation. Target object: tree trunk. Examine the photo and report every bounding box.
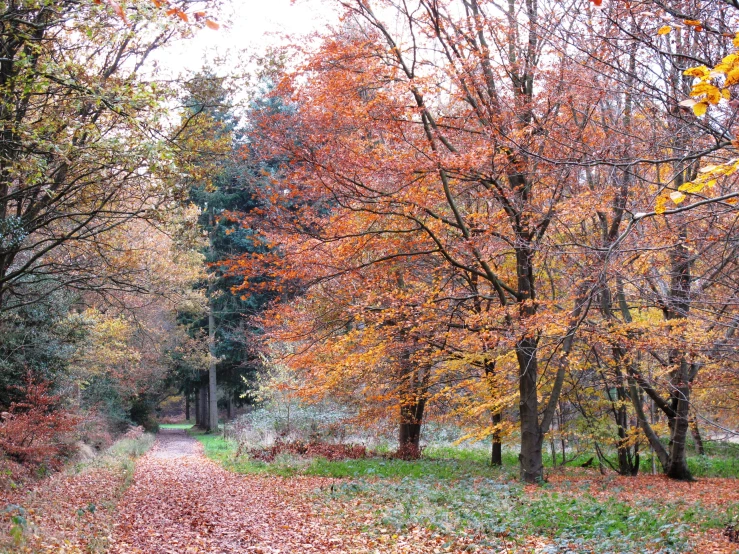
[185,393,190,422]
[491,411,502,466]
[208,304,218,433]
[664,232,694,481]
[398,397,425,459]
[398,421,421,458]
[517,335,543,483]
[194,388,200,427]
[198,381,209,430]
[690,417,705,455]
[666,360,692,480]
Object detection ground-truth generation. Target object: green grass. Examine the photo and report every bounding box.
[188,432,509,479]
[159,422,195,430]
[190,431,739,480]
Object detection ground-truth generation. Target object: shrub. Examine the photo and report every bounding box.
[0,378,78,470]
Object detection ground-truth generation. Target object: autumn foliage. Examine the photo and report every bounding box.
[222,0,739,483]
[0,377,78,470]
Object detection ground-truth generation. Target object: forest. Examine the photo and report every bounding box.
[0,0,738,552]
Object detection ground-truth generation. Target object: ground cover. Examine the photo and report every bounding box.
[192,430,739,553]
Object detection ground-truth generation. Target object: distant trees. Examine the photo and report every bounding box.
[171,73,283,432]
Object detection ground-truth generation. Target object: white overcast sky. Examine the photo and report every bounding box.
[153,0,338,79]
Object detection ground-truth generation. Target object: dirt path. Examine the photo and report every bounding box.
[109,429,363,554]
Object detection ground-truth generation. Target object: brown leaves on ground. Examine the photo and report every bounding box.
[109,430,467,553]
[542,469,739,508]
[0,462,130,552]
[5,431,738,553]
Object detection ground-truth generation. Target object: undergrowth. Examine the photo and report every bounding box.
[320,477,739,553]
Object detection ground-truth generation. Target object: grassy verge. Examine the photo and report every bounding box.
[189,430,507,479]
[190,430,739,480]
[159,422,195,430]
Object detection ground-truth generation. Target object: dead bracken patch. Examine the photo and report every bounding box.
[244,439,369,462]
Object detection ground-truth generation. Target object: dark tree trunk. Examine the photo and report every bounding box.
[690,417,705,455]
[207,296,218,433]
[664,233,694,481]
[198,382,209,429]
[185,393,190,422]
[398,397,425,459]
[517,335,543,483]
[666,362,693,480]
[398,422,421,457]
[491,411,502,466]
[226,394,232,421]
[194,389,200,427]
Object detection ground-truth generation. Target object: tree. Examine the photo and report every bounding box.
[0,0,215,312]
[219,0,739,484]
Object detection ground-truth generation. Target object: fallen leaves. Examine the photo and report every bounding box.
[0,463,131,552]
[7,430,739,553]
[108,430,516,553]
[109,430,368,553]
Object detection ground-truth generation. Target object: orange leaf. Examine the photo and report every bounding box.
[589,0,603,5]
[194,11,206,20]
[177,10,189,22]
[107,0,127,24]
[205,19,220,30]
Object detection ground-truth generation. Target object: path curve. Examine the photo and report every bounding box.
[109,429,359,553]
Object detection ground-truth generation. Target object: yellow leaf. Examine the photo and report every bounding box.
[669,191,686,204]
[678,181,705,194]
[655,195,668,214]
[722,88,732,100]
[683,65,710,78]
[691,82,721,103]
[726,68,739,87]
[657,26,672,35]
[692,101,708,116]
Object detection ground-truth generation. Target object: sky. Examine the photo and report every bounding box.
[154,0,338,79]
